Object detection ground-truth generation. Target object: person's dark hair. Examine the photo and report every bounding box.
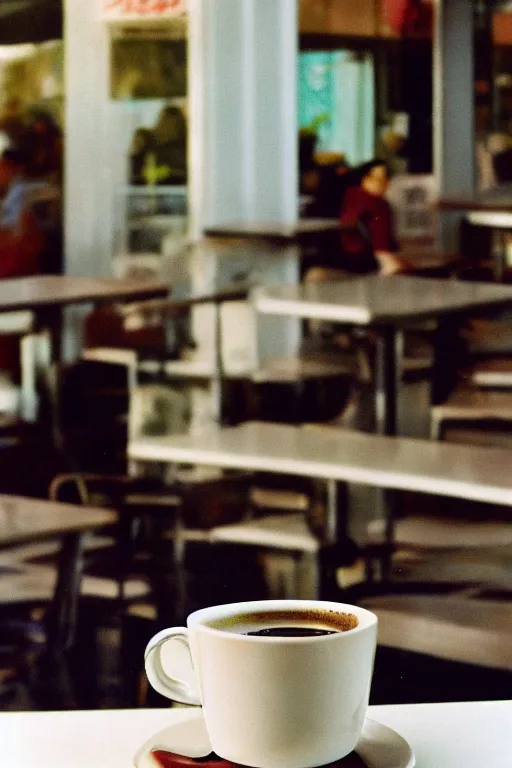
[309,160,351,217]
[299,131,317,172]
[1,147,27,168]
[156,105,187,141]
[0,116,28,148]
[26,108,61,135]
[342,158,389,188]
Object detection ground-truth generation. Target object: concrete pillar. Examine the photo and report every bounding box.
[63,0,115,357]
[64,1,112,278]
[434,0,475,249]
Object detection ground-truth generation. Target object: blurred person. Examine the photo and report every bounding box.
[299,128,318,197]
[304,152,351,218]
[303,162,412,426]
[0,148,45,377]
[378,128,407,176]
[0,115,27,154]
[25,109,63,183]
[305,159,411,283]
[0,148,44,278]
[151,105,187,184]
[21,111,63,273]
[129,127,154,185]
[0,148,30,231]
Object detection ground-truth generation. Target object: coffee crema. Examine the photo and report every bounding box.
[207,608,359,636]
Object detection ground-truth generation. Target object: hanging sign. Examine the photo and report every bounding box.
[102,0,187,22]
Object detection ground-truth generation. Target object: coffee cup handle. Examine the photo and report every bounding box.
[144,627,201,705]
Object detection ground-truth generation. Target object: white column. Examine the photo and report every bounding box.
[434,0,475,249]
[189,0,301,372]
[64,0,116,358]
[195,0,299,227]
[64,0,113,278]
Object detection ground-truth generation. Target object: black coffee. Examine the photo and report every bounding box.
[246,627,336,637]
[208,608,358,636]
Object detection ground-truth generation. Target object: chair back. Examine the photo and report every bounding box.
[43,359,131,475]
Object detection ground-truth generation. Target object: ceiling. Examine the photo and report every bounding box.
[0,0,62,45]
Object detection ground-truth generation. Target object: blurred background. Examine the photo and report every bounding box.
[0,0,511,716]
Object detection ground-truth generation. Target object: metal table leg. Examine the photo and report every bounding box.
[45,532,86,654]
[374,326,401,436]
[431,316,464,406]
[319,480,352,600]
[374,326,402,581]
[494,230,507,282]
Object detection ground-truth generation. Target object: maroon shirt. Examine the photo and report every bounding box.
[339,186,398,273]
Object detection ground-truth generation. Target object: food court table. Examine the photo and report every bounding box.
[203,219,342,242]
[0,494,117,651]
[129,421,512,547]
[0,275,169,415]
[0,493,117,548]
[0,275,169,313]
[0,700,510,767]
[438,193,512,280]
[438,192,512,213]
[254,275,512,435]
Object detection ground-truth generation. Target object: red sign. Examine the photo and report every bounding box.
[383,0,432,37]
[103,0,185,18]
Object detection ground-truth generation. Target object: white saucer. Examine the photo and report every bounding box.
[134,708,415,768]
[356,719,415,768]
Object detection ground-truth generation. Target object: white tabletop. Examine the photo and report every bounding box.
[1,701,510,768]
[0,494,117,547]
[0,276,169,313]
[467,210,512,229]
[253,275,512,325]
[129,422,512,508]
[204,219,341,239]
[438,190,512,212]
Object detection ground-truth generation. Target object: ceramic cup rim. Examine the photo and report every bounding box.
[184,599,377,643]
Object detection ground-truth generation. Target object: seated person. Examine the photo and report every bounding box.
[305,160,410,283]
[0,147,44,279]
[0,148,45,378]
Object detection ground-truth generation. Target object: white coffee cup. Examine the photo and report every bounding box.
[144,600,378,768]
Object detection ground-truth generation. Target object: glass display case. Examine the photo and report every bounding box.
[112,183,188,280]
[108,19,189,281]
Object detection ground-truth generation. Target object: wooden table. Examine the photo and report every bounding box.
[0,700,510,767]
[253,275,512,435]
